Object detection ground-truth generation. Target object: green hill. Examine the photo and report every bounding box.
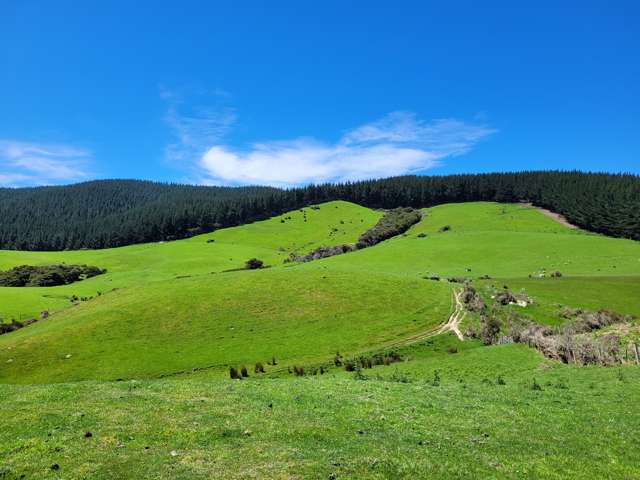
[1,200,639,478]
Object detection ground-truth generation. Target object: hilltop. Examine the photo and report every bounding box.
[1,171,639,251]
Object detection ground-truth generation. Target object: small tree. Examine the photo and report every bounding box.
[240,366,249,377]
[229,367,240,379]
[245,258,264,270]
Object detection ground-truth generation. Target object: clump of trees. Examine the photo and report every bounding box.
[290,244,355,263]
[479,308,636,365]
[0,264,106,287]
[292,208,421,263]
[343,351,403,372]
[356,208,422,249]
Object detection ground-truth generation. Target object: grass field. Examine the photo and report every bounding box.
[1,201,639,478]
[2,338,639,479]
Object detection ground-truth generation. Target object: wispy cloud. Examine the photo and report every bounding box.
[0,140,92,187]
[198,111,496,187]
[161,85,236,165]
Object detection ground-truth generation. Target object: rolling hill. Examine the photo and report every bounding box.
[0,199,639,478]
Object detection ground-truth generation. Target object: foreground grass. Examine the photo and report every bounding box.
[1,342,639,479]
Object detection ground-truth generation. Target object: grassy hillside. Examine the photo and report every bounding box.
[1,200,639,478]
[0,267,450,383]
[332,202,640,280]
[1,201,639,385]
[0,201,382,320]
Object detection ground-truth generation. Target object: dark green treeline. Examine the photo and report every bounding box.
[1,171,638,251]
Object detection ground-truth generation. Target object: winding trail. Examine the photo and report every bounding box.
[435,288,465,341]
[379,287,465,351]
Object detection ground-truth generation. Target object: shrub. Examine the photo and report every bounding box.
[0,319,24,335]
[461,284,485,312]
[389,369,411,383]
[334,352,343,366]
[447,346,458,354]
[240,366,249,377]
[480,315,501,345]
[447,277,467,284]
[229,367,240,380]
[439,225,451,232]
[254,362,265,374]
[293,365,305,376]
[0,264,106,287]
[353,368,368,381]
[293,244,355,262]
[495,290,517,305]
[417,233,427,238]
[244,258,264,270]
[344,360,356,372]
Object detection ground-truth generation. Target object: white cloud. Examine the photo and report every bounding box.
[0,140,92,187]
[198,111,496,187]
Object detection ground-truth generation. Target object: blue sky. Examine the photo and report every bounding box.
[1,1,638,187]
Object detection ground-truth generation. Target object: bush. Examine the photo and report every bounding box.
[417,233,427,238]
[254,362,265,374]
[334,352,343,366]
[461,284,485,312]
[229,367,240,380]
[244,258,264,270]
[0,319,24,335]
[293,365,305,376]
[353,368,368,381]
[439,225,451,232]
[0,264,106,287]
[447,346,458,354]
[293,244,354,263]
[480,315,501,345]
[240,366,249,377]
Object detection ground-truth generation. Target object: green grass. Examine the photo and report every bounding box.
[0,266,450,383]
[0,201,382,320]
[1,200,639,478]
[1,341,639,479]
[476,276,640,326]
[329,203,640,280]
